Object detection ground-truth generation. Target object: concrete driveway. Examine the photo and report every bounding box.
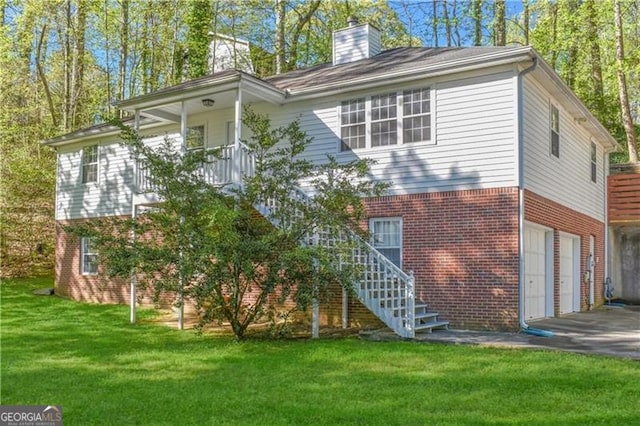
[412,305,640,360]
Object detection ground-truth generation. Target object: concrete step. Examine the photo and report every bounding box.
[415,320,450,333]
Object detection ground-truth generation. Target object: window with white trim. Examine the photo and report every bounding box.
[186,125,205,150]
[590,142,597,183]
[340,87,432,151]
[81,145,98,183]
[371,93,397,147]
[403,88,431,143]
[81,237,98,275]
[370,218,402,268]
[550,105,560,158]
[340,98,366,151]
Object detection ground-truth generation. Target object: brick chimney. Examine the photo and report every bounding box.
[332,16,381,66]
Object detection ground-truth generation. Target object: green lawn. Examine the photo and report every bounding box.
[1,277,639,425]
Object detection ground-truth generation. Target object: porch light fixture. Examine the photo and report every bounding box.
[201,98,215,107]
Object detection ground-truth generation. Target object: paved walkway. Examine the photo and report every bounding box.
[368,305,640,360]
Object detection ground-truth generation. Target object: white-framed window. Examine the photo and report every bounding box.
[370,217,402,268]
[81,145,98,183]
[340,87,433,152]
[80,237,98,275]
[550,104,560,158]
[340,98,366,151]
[371,93,397,147]
[186,124,205,150]
[403,88,432,143]
[590,142,597,183]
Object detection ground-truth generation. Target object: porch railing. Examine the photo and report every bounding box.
[136,144,255,194]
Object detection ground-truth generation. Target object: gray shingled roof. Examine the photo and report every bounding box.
[265,46,519,92]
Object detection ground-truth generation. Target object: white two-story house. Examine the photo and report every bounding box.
[44,19,618,337]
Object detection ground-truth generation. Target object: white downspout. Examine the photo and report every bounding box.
[603,153,610,301]
[517,57,551,335]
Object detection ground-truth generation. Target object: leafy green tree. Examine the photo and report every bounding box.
[68,109,386,339]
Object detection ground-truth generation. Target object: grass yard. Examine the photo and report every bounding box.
[1,277,639,425]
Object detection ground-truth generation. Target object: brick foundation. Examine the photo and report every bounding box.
[364,188,521,330]
[524,190,606,312]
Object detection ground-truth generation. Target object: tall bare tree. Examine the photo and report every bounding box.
[494,0,505,46]
[614,0,639,162]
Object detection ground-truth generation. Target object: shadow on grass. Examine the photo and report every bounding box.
[2,278,639,425]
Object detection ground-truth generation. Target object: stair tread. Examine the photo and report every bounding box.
[414,320,450,331]
[414,312,439,320]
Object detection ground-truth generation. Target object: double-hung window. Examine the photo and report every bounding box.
[81,237,98,275]
[371,93,397,147]
[81,145,98,183]
[590,142,597,183]
[550,105,560,158]
[340,87,432,151]
[403,88,431,143]
[340,98,366,151]
[370,218,402,268]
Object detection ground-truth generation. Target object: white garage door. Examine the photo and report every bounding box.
[524,227,547,320]
[559,236,576,314]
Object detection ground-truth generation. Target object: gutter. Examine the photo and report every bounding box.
[516,56,554,337]
[286,48,534,101]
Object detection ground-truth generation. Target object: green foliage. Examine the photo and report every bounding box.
[67,109,386,339]
[185,0,212,79]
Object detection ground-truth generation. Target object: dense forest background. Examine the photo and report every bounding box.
[1,0,638,277]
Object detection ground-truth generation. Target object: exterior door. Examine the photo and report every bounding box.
[559,236,575,314]
[524,227,546,320]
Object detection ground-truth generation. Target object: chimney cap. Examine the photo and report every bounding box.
[347,15,359,27]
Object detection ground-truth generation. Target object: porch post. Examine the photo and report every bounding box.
[130,109,141,325]
[341,288,348,329]
[177,101,187,330]
[234,84,242,184]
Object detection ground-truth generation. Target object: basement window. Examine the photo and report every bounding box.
[370,218,402,268]
[81,237,98,275]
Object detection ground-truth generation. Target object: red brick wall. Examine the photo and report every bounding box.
[55,219,171,306]
[524,190,606,311]
[363,187,521,330]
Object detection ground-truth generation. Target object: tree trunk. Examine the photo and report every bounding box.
[523,0,530,45]
[275,0,285,74]
[564,1,579,90]
[452,0,461,46]
[550,2,558,68]
[585,0,604,115]
[70,0,87,130]
[473,0,482,46]
[494,0,505,46]
[432,0,438,47]
[614,0,639,163]
[118,0,129,116]
[442,0,451,47]
[285,0,321,72]
[63,0,71,130]
[35,25,58,128]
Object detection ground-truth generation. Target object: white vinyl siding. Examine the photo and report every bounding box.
[81,237,98,275]
[370,218,402,268]
[258,69,518,195]
[523,76,606,221]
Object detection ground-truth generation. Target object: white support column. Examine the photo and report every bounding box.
[177,101,187,329]
[130,109,141,325]
[234,84,242,184]
[180,101,188,153]
[341,288,348,329]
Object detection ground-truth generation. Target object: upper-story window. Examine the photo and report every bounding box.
[340,87,432,152]
[590,142,597,183]
[81,145,98,183]
[550,105,560,158]
[340,98,366,151]
[186,125,205,150]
